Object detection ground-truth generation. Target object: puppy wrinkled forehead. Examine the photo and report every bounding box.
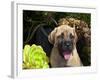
[56,25,74,35]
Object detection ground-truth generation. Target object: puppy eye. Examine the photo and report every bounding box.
[61,33,64,36]
[70,33,74,39]
[56,35,60,38]
[57,34,64,39]
[59,33,64,38]
[57,35,63,39]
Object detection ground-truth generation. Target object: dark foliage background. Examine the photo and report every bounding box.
[23,10,91,43]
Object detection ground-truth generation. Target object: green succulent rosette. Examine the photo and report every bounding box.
[23,44,49,69]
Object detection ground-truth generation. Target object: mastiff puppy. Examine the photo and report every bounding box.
[48,25,82,67]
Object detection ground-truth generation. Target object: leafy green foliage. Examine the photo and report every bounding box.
[23,44,49,69]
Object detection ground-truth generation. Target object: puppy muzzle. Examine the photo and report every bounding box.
[63,41,73,52]
[58,40,74,60]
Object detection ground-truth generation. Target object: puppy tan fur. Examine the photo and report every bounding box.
[48,25,82,67]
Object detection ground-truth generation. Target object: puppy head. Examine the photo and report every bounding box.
[48,25,77,60]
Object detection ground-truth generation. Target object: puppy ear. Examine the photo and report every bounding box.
[48,28,57,44]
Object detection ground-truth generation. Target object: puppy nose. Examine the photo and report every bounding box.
[66,43,70,46]
[64,41,71,47]
[66,42,70,47]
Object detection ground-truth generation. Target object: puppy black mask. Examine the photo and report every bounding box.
[57,32,74,60]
